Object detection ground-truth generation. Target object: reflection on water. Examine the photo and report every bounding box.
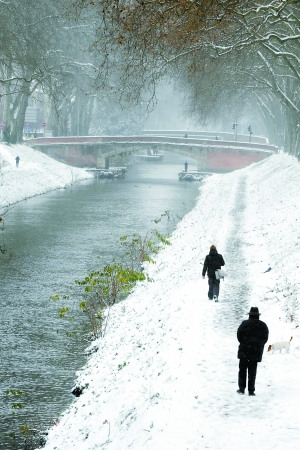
[0,152,199,448]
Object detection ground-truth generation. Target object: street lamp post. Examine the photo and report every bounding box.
[248,125,253,142]
[232,123,238,141]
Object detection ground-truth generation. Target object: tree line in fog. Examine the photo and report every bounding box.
[0,0,299,157]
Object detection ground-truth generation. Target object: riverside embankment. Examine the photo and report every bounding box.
[0,143,199,449]
[41,153,300,450]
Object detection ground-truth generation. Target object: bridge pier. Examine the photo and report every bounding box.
[197,148,207,171]
[97,155,110,169]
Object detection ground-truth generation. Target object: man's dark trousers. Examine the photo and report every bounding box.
[238,357,258,393]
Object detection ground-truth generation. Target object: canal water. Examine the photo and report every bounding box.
[0,152,200,448]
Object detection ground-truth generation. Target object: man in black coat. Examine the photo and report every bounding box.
[237,307,269,396]
[202,245,225,301]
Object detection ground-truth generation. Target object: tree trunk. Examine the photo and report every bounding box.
[2,83,30,144]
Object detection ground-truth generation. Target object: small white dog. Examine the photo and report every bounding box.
[267,336,293,353]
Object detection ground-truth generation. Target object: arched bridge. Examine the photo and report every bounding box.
[28,133,278,173]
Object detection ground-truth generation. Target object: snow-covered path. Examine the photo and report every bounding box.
[0,144,298,449]
[41,154,300,450]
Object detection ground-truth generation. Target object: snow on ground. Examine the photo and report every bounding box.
[1,143,300,449]
[0,143,92,209]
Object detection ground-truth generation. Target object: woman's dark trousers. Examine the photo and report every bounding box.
[208,278,220,299]
[238,358,258,393]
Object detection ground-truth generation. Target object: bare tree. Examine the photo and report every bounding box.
[71,0,299,154]
[0,0,99,141]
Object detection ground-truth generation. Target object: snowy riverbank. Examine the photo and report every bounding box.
[1,143,299,449]
[0,143,92,209]
[40,152,300,450]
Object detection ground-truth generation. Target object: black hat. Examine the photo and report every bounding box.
[248,307,260,316]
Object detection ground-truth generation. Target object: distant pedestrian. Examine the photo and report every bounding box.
[202,245,225,301]
[15,156,20,168]
[184,161,188,172]
[237,307,269,396]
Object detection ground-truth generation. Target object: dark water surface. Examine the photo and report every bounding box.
[0,153,199,448]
